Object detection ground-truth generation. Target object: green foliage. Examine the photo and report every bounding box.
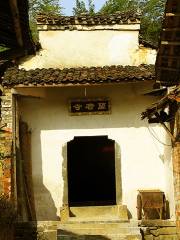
[0,152,5,160]
[73,0,88,15]
[88,0,95,15]
[0,46,10,52]
[28,0,63,43]
[100,0,138,14]
[29,19,39,44]
[73,0,95,16]
[140,0,166,45]
[29,0,62,18]
[99,0,166,45]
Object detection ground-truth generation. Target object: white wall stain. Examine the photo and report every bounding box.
[20,27,156,70]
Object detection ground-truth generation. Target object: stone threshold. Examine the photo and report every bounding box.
[139,219,176,227]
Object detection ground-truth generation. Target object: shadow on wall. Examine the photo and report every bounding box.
[31,129,59,221]
[17,121,59,221]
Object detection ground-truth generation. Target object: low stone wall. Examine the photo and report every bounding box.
[15,221,58,240]
[140,220,178,240]
[37,221,58,240]
[15,220,180,240]
[15,222,37,240]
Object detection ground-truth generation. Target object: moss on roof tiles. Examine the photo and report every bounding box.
[37,11,140,26]
[2,64,155,87]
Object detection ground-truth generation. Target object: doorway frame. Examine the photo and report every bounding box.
[60,136,122,220]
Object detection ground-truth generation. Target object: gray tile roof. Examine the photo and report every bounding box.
[2,64,155,87]
[37,11,140,26]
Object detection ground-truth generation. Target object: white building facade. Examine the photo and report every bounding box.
[2,12,175,221]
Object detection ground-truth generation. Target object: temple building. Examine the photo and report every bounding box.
[0,2,180,240]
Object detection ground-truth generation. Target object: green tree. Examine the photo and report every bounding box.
[29,0,62,18]
[73,0,88,15]
[99,0,166,45]
[88,0,95,15]
[100,0,139,14]
[28,0,63,43]
[73,0,95,16]
[139,0,166,45]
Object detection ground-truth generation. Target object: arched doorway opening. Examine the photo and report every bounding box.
[67,136,116,206]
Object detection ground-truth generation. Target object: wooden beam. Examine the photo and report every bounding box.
[9,0,23,47]
[166,13,180,17]
[159,56,180,60]
[169,96,180,102]
[161,41,180,46]
[156,66,180,72]
[163,28,180,31]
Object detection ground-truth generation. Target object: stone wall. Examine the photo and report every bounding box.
[15,222,37,240]
[172,142,180,234]
[15,221,58,240]
[140,220,178,240]
[0,88,13,196]
[15,220,178,240]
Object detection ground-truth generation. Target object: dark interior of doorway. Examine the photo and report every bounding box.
[67,136,116,207]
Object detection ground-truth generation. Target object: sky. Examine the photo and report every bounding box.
[61,0,107,15]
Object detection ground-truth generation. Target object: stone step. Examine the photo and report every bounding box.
[58,221,141,240]
[57,234,142,240]
[69,205,128,221]
[58,228,140,236]
[59,222,140,235]
[59,221,139,228]
[144,235,178,240]
[64,217,129,223]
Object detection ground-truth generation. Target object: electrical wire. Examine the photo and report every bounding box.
[144,121,180,175]
[145,121,172,147]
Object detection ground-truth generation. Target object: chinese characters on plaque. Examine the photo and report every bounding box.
[69,98,111,115]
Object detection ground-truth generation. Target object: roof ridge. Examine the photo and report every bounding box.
[37,10,140,18]
[8,64,154,71]
[36,11,141,26]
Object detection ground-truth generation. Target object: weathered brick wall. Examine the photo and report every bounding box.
[0,88,13,196]
[172,142,180,233]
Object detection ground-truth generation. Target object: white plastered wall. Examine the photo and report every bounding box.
[16,83,175,221]
[20,26,156,70]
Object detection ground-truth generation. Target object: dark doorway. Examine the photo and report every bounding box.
[67,136,116,206]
